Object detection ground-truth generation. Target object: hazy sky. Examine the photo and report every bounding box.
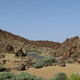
[0,0,80,42]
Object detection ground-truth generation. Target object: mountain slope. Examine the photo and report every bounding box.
[0,29,61,49]
[0,29,80,59]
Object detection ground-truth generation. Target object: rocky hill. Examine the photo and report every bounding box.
[0,29,80,60]
[57,36,80,59]
[0,29,61,57]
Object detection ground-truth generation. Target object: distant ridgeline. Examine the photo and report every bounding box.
[0,29,61,49]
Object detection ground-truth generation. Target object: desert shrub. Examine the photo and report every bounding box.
[41,57,53,63]
[34,63,44,68]
[0,72,14,80]
[52,72,67,80]
[67,59,74,64]
[13,72,45,80]
[0,65,5,69]
[0,65,6,72]
[35,56,58,68]
[39,56,58,64]
[0,72,45,80]
[68,73,80,80]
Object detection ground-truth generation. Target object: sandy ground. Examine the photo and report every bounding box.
[1,53,80,79]
[1,53,23,68]
[11,63,80,79]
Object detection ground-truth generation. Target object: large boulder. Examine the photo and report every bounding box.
[17,64,26,71]
[15,48,26,57]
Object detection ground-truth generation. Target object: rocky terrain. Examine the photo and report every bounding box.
[0,29,80,79]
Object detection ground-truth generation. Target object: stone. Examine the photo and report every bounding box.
[17,64,25,71]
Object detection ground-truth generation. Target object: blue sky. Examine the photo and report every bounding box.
[0,0,80,42]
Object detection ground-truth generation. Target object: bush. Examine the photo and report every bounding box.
[52,72,67,80]
[34,56,58,68]
[0,72,14,80]
[68,73,80,80]
[14,72,45,80]
[34,63,44,68]
[0,72,45,80]
[38,56,58,64]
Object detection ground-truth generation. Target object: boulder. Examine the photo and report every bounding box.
[59,61,66,67]
[17,64,25,71]
[15,48,25,57]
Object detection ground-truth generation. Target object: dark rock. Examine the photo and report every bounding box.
[15,48,26,57]
[5,68,10,72]
[2,59,6,65]
[5,44,14,53]
[17,64,25,71]
[59,61,66,67]
[0,66,7,72]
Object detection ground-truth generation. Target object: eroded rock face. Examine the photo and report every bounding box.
[56,36,80,58]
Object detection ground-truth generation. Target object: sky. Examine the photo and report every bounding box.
[0,0,80,42]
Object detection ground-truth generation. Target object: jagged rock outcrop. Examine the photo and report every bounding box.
[15,48,25,57]
[56,36,80,59]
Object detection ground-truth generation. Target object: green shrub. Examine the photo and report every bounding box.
[38,56,58,64]
[0,65,5,69]
[52,72,67,80]
[0,72,45,80]
[68,73,80,80]
[13,72,45,80]
[0,72,14,80]
[41,57,53,63]
[34,63,44,68]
